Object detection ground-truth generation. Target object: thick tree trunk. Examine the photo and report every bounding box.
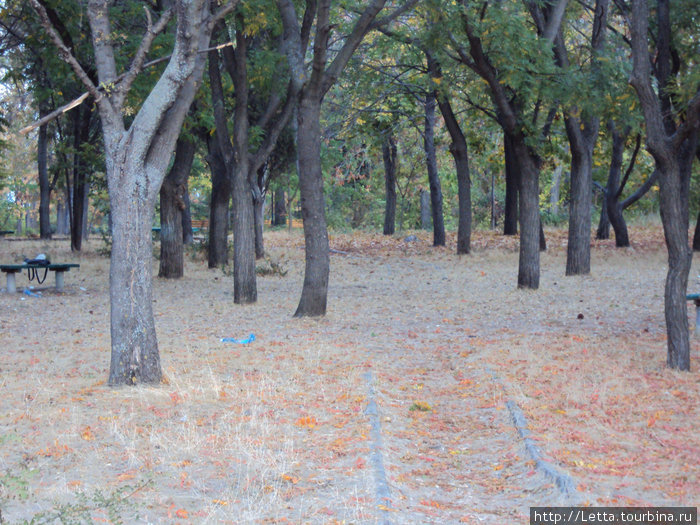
[512,135,540,289]
[38,119,52,239]
[294,97,330,317]
[382,133,397,236]
[424,93,445,247]
[159,136,195,278]
[503,132,518,235]
[108,172,161,385]
[231,165,257,303]
[231,27,257,304]
[659,148,693,370]
[207,135,231,268]
[565,120,594,275]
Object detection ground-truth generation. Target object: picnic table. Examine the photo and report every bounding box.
[1,263,80,293]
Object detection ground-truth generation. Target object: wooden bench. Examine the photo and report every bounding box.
[1,263,80,293]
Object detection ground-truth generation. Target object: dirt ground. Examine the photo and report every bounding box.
[0,226,698,524]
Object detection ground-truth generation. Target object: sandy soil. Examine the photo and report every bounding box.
[0,227,698,524]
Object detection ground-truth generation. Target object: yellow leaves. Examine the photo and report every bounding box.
[378,504,398,512]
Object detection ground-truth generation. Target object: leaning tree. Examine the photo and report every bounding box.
[30,0,237,385]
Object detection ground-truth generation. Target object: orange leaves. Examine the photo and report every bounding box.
[294,416,318,429]
[37,440,73,458]
[281,473,299,484]
[80,426,94,441]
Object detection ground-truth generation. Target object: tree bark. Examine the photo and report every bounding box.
[512,134,541,289]
[503,132,518,235]
[159,136,195,278]
[108,176,161,384]
[273,187,287,226]
[206,134,231,268]
[230,25,257,303]
[294,97,330,317]
[382,133,397,235]
[424,93,445,247]
[564,116,594,275]
[181,181,193,245]
[38,116,52,239]
[605,125,630,247]
[70,107,91,252]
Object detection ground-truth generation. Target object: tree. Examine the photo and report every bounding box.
[554,0,609,276]
[31,0,237,385]
[628,0,700,370]
[277,0,417,316]
[450,0,565,288]
[206,8,297,303]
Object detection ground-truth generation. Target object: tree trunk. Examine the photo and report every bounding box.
[382,133,397,236]
[424,93,445,247]
[159,136,195,278]
[273,187,287,226]
[294,97,330,317]
[693,210,700,252]
[206,134,231,268]
[512,134,540,289]
[605,127,630,247]
[38,118,52,239]
[596,198,610,240]
[549,164,562,215]
[108,174,161,385]
[564,119,594,275]
[231,27,257,304]
[70,108,91,252]
[254,192,265,259]
[420,189,431,230]
[503,132,518,235]
[181,181,193,245]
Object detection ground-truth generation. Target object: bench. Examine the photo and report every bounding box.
[1,263,80,293]
[0,230,14,237]
[687,293,700,336]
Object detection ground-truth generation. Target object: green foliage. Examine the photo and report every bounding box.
[18,481,151,525]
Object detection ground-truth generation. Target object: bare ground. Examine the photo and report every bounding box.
[0,227,698,524]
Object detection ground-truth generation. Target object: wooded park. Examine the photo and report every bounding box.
[0,0,698,522]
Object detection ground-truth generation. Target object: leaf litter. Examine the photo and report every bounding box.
[0,226,698,523]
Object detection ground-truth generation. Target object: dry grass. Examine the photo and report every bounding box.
[0,226,699,523]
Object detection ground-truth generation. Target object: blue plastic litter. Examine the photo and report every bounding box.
[23,289,42,297]
[221,333,255,344]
